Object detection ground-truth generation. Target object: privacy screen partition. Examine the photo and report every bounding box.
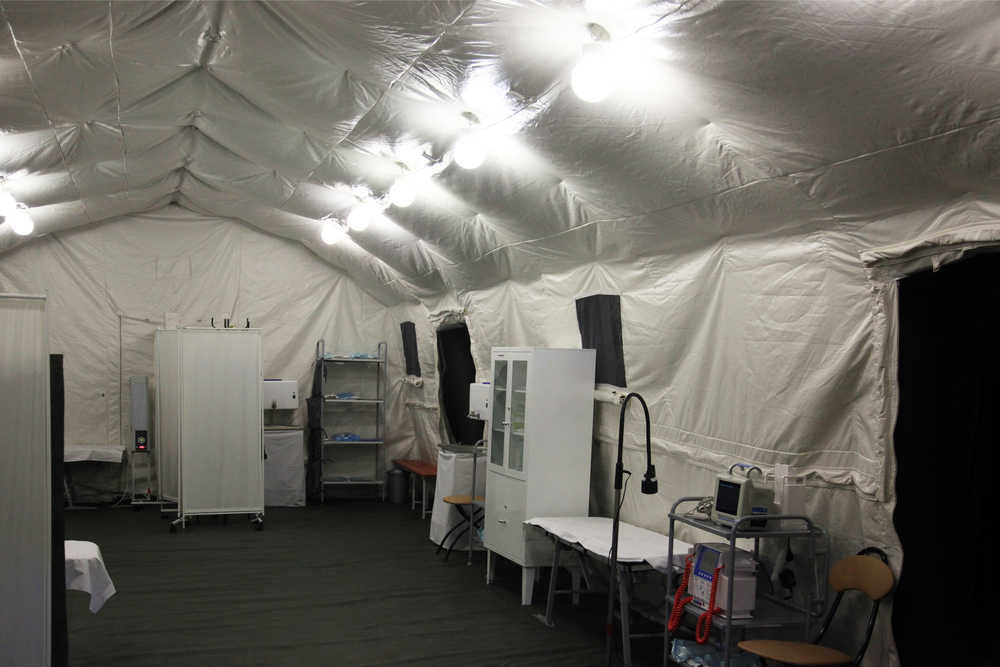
[0,294,51,666]
[155,327,264,531]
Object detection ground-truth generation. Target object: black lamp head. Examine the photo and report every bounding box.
[641,464,658,495]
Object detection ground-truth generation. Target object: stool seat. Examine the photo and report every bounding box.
[443,494,485,505]
[437,495,486,562]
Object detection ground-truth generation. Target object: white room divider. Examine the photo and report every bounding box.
[155,327,264,531]
[0,293,51,667]
[155,329,181,505]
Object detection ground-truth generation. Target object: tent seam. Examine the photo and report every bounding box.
[1,6,93,224]
[106,1,133,213]
[268,1,478,222]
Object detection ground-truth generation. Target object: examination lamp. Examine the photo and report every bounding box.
[605,392,657,666]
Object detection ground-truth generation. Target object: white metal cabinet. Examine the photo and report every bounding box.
[484,347,596,604]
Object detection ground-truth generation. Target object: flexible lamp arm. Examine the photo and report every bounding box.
[616,392,657,494]
[606,392,658,666]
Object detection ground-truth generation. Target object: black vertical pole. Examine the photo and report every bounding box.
[50,354,68,666]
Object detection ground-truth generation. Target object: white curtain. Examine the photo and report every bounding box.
[0,294,51,667]
[155,330,181,502]
[179,329,263,514]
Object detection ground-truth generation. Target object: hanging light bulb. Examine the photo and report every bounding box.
[8,208,34,236]
[0,188,18,217]
[389,177,415,208]
[347,205,371,231]
[321,221,345,245]
[453,130,486,170]
[572,42,614,103]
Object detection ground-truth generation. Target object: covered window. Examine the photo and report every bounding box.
[400,322,421,376]
[575,294,627,387]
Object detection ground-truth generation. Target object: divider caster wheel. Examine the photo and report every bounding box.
[169,524,177,533]
[254,521,263,531]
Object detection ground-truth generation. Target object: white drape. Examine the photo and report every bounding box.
[0,294,51,667]
[180,329,263,514]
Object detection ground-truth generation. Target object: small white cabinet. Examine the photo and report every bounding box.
[484,347,596,604]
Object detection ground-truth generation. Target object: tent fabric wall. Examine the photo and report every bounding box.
[0,294,51,667]
[0,207,418,495]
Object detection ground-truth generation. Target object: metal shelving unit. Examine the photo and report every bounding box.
[663,497,829,667]
[316,340,387,501]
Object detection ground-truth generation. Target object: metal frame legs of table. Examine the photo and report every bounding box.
[535,536,657,667]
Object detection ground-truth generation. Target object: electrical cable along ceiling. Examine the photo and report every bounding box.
[1,1,1000,304]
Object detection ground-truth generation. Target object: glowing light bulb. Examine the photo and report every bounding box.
[347,206,371,231]
[321,222,344,244]
[8,208,34,236]
[453,132,486,169]
[0,189,18,217]
[571,44,614,102]
[389,178,415,207]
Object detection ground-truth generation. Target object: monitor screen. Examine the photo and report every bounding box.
[716,479,742,516]
[695,545,720,577]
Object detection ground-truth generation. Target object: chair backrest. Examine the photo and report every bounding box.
[813,547,894,667]
[829,553,895,600]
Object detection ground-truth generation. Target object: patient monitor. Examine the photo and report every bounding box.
[711,464,775,529]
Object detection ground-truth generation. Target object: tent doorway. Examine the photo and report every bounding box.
[892,253,1000,667]
[436,323,484,445]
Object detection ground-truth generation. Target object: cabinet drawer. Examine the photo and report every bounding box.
[485,472,527,563]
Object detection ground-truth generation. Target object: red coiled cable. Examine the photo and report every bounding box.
[695,564,724,644]
[667,554,696,634]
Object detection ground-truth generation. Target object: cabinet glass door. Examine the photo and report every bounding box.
[490,360,508,467]
[508,360,527,472]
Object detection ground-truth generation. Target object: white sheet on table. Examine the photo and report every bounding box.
[526,516,692,573]
[65,540,116,613]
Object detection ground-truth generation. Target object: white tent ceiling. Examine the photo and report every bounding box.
[3,0,997,303]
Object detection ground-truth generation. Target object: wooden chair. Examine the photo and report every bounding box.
[739,547,894,667]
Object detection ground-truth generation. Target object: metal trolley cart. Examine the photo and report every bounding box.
[663,497,829,667]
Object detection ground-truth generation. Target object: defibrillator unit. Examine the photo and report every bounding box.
[689,543,757,619]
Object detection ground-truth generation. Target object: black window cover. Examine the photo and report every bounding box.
[400,321,421,377]
[575,294,627,387]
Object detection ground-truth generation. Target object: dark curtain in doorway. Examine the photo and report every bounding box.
[892,253,1000,667]
[437,325,483,445]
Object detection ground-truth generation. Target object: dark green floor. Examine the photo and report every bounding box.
[64,502,662,666]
